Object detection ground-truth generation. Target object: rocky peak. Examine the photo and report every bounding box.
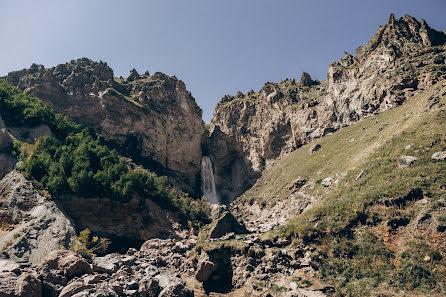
[4,59,205,196]
[356,13,446,60]
[300,72,316,87]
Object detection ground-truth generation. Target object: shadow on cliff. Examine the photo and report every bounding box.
[204,127,261,205]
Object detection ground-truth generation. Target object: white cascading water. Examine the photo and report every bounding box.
[201,156,219,204]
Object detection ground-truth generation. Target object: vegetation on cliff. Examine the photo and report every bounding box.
[0,79,210,224]
[248,81,446,296]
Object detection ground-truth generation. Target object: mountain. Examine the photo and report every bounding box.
[210,14,446,203]
[4,59,205,196]
[0,13,445,297]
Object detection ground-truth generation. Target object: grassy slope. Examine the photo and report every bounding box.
[238,81,446,296]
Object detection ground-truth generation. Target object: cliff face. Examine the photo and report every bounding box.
[210,14,446,202]
[4,59,205,195]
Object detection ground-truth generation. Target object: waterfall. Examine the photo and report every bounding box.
[201,156,219,204]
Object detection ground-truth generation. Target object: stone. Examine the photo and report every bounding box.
[431,151,446,161]
[0,272,18,297]
[321,178,333,187]
[158,282,193,297]
[38,250,93,279]
[0,259,20,273]
[195,260,217,282]
[173,241,189,253]
[209,212,248,238]
[37,250,92,297]
[93,254,121,274]
[138,277,161,297]
[397,155,418,168]
[83,274,107,285]
[15,271,42,297]
[58,281,94,297]
[309,144,321,155]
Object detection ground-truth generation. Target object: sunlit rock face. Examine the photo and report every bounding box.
[4,59,205,195]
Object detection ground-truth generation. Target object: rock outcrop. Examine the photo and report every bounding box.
[0,171,76,266]
[4,59,205,195]
[210,14,446,202]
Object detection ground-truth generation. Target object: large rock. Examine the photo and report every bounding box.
[195,260,217,282]
[158,282,193,297]
[209,212,248,239]
[431,151,446,161]
[0,271,17,297]
[4,59,204,196]
[15,271,42,297]
[0,171,76,266]
[37,250,92,279]
[397,155,418,168]
[37,250,93,297]
[58,281,93,297]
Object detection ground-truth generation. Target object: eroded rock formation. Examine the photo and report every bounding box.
[210,14,446,202]
[4,59,205,195]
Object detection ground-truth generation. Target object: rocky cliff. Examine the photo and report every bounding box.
[210,14,446,202]
[4,59,205,195]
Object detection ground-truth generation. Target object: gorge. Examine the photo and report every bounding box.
[0,13,445,297]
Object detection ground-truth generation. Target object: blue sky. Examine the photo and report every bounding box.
[1,1,445,123]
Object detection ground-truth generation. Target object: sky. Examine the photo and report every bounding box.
[1,1,445,123]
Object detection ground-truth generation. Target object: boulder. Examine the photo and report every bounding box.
[38,250,92,279]
[321,178,333,187]
[0,259,20,273]
[195,260,217,282]
[309,144,321,155]
[58,281,93,297]
[15,271,42,297]
[209,212,248,239]
[93,254,133,274]
[158,282,193,297]
[138,277,161,297]
[37,250,92,297]
[397,155,417,168]
[0,272,17,297]
[431,151,446,161]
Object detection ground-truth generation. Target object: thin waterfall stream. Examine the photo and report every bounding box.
[201,156,219,204]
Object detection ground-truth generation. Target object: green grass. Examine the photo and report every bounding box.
[237,81,446,296]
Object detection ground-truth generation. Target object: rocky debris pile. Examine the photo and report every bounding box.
[0,236,197,297]
[3,58,204,196]
[193,235,337,296]
[0,171,76,266]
